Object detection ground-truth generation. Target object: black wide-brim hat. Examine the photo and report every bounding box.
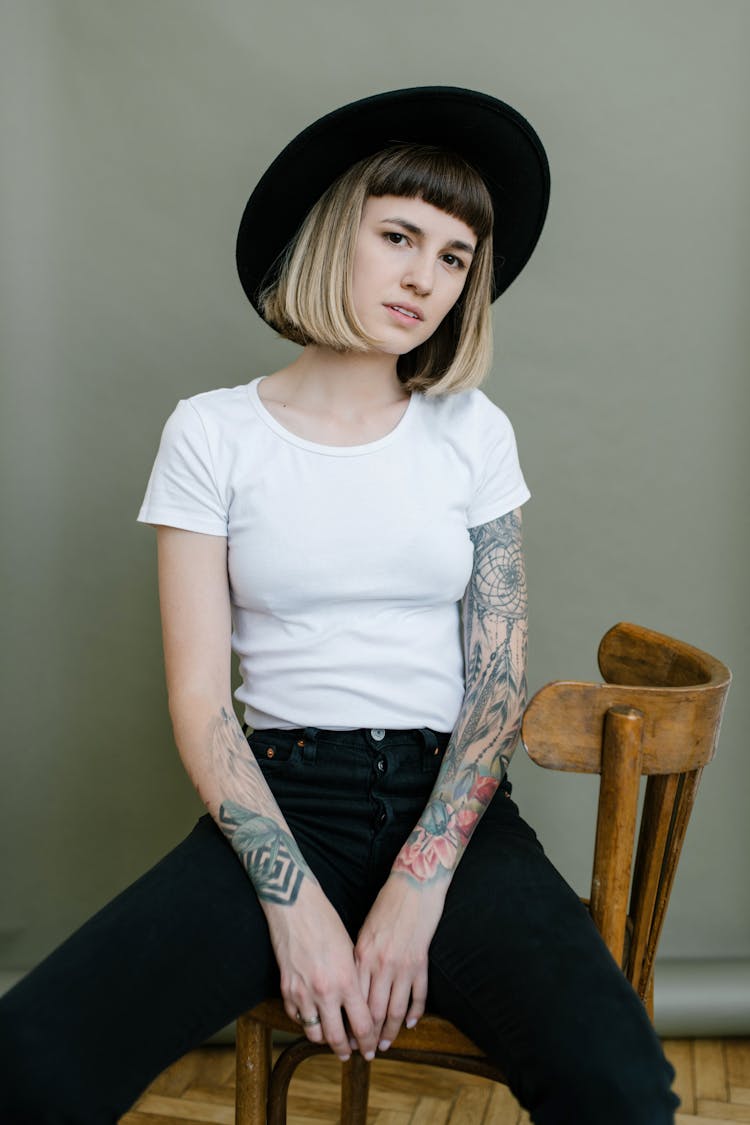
[236,85,550,319]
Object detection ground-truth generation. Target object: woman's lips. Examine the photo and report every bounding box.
[385,304,422,325]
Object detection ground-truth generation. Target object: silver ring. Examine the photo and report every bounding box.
[296,1010,321,1028]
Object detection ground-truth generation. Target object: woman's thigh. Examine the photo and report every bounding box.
[426,787,680,1124]
[0,725,445,1123]
[0,814,279,1124]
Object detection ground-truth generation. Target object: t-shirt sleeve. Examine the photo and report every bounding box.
[466,392,531,528]
[136,399,228,535]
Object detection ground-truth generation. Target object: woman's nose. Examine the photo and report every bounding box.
[402,255,433,296]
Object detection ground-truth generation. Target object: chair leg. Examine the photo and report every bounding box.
[235,1014,272,1125]
[643,973,655,1024]
[341,1052,371,1125]
[267,1039,330,1125]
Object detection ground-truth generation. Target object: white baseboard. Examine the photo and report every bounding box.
[652,958,750,1037]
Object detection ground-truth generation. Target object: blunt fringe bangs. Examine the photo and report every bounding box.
[256,144,496,395]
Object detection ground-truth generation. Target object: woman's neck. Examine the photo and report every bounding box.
[278,345,409,416]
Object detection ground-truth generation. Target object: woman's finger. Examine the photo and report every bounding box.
[342,988,378,1060]
[356,959,372,1012]
[366,971,393,1042]
[405,965,428,1029]
[378,974,412,1049]
[317,1001,352,1061]
[284,993,324,1044]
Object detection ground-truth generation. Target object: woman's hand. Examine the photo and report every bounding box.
[354,874,446,1051]
[263,880,377,1061]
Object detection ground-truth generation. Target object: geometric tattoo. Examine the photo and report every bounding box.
[208,707,317,907]
[218,801,307,905]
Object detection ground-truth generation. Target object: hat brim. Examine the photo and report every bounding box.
[236,85,550,317]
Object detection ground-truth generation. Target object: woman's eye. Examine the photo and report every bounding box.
[383,232,465,270]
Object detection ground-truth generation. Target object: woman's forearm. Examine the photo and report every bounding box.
[392,510,528,889]
[170,693,318,907]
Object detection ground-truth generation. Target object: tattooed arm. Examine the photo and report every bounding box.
[155,525,376,1061]
[395,507,528,882]
[155,526,317,907]
[354,509,527,1049]
[206,708,317,905]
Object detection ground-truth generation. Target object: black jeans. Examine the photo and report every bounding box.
[0,726,680,1123]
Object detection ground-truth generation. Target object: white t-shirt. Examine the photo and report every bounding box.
[137,376,530,732]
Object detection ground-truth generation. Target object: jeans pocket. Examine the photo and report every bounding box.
[246,730,305,766]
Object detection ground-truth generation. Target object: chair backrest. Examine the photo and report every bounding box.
[520,622,731,1007]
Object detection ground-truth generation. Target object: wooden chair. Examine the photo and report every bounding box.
[234,621,731,1124]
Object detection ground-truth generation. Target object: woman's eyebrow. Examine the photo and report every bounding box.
[380,216,476,256]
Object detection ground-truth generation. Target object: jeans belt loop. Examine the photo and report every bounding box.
[301,727,319,764]
[418,726,439,769]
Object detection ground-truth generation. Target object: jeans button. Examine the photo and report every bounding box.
[376,757,387,774]
[370,728,386,741]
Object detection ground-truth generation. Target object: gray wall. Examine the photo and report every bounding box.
[2,0,748,1029]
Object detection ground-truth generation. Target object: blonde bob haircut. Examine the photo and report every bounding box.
[256,144,495,396]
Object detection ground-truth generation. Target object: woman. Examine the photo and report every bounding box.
[0,86,679,1124]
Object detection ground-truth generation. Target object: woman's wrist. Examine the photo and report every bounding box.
[390,794,468,887]
[387,864,451,903]
[261,876,323,924]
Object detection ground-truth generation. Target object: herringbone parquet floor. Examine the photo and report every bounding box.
[118,1037,750,1124]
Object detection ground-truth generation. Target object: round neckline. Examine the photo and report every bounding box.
[247,376,418,456]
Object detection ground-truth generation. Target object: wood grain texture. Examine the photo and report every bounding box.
[235,1016,271,1123]
[589,706,643,964]
[523,622,731,775]
[628,772,680,995]
[120,1039,750,1124]
[694,1039,730,1102]
[663,1038,696,1114]
[597,621,730,689]
[408,1097,451,1125]
[521,682,726,774]
[522,622,731,1019]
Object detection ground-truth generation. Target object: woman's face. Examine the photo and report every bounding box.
[350,194,477,354]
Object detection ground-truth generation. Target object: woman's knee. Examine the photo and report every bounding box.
[499,977,680,1125]
[429,937,680,1125]
[533,1047,680,1125]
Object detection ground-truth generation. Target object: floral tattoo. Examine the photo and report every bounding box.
[393,509,528,886]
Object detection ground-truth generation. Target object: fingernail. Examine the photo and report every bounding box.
[364,1050,375,1061]
[406,1018,417,1029]
[338,1052,351,1062]
[378,1039,391,1052]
